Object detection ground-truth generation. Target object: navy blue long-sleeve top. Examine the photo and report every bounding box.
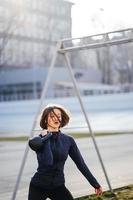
[29,131,101,189]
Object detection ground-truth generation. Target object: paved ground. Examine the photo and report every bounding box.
[0,134,133,200]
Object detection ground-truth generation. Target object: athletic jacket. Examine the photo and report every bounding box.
[29,131,101,189]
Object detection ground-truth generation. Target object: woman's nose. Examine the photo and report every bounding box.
[55,116,61,122]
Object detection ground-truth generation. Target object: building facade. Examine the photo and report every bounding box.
[0,0,72,68]
[0,0,73,101]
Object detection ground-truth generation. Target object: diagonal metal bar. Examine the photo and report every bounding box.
[11,41,61,200]
[63,47,113,193]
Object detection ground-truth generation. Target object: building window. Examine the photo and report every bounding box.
[0,82,42,101]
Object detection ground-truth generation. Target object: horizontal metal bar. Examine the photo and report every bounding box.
[58,27,133,42]
[58,37,133,53]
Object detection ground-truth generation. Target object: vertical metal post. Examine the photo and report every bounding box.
[63,49,113,193]
[11,41,61,200]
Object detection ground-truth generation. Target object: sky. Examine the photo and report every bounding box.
[70,0,133,38]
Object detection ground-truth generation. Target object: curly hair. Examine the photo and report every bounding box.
[40,104,70,129]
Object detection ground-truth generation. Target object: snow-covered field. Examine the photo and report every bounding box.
[0,92,133,136]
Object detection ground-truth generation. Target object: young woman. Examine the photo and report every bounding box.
[28,104,103,200]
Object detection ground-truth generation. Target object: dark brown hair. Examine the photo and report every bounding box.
[40,105,70,129]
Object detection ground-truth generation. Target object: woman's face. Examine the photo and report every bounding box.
[47,108,62,130]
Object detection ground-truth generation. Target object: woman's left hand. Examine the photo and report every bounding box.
[95,186,103,196]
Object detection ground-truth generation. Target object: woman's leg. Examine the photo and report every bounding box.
[49,185,74,200]
[28,182,47,200]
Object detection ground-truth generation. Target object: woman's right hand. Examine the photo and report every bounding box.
[29,135,43,151]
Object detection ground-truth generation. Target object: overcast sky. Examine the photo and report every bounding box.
[70,0,133,38]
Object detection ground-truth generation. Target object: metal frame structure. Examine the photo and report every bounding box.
[11,27,133,200]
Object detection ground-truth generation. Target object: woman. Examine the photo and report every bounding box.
[28,104,103,200]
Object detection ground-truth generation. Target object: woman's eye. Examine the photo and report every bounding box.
[50,114,61,119]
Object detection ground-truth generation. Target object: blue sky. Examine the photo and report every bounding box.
[70,0,133,37]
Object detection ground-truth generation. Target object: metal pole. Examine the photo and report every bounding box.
[11,41,61,200]
[58,37,133,53]
[61,27,133,42]
[63,49,113,193]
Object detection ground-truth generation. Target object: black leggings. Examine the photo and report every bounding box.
[28,182,74,200]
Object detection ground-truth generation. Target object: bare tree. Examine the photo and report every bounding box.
[113,44,133,84]
[0,3,25,69]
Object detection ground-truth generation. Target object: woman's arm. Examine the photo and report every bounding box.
[28,132,52,151]
[69,137,101,190]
